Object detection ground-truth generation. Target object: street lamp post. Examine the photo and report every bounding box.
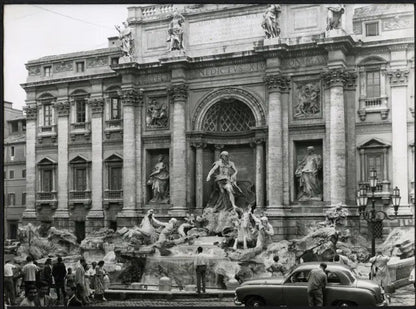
[356,169,401,257]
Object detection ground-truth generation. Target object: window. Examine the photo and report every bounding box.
[109,220,117,231]
[11,122,18,133]
[8,193,16,206]
[22,169,26,178]
[365,22,379,36]
[41,169,53,192]
[44,66,52,77]
[109,166,122,190]
[327,272,341,284]
[366,71,380,98]
[8,221,18,240]
[366,154,383,181]
[23,122,26,131]
[9,170,14,179]
[76,99,86,123]
[110,97,121,120]
[111,57,119,65]
[76,61,85,73]
[10,146,15,157]
[44,104,52,126]
[22,193,26,205]
[74,167,87,191]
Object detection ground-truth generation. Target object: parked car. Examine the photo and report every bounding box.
[234,262,387,307]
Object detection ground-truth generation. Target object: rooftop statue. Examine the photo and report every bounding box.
[327,5,345,31]
[167,9,185,51]
[115,21,134,58]
[261,4,281,39]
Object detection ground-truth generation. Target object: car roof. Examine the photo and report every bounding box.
[293,262,351,272]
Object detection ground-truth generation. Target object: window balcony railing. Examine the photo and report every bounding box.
[37,192,57,200]
[71,122,91,131]
[359,182,384,193]
[365,97,382,108]
[106,119,123,129]
[104,190,123,199]
[69,191,91,199]
[40,125,57,133]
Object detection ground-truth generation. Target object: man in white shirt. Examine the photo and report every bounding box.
[22,256,39,296]
[4,259,17,305]
[194,246,208,294]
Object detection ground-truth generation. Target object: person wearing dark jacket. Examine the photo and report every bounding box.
[53,256,67,304]
[66,285,82,307]
[42,258,53,294]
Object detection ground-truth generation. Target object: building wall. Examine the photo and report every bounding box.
[20,4,414,240]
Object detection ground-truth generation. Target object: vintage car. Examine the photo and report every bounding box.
[234,262,387,307]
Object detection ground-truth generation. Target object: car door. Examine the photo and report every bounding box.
[324,270,350,305]
[282,270,310,306]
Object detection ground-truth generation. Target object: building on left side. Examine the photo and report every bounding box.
[4,101,27,239]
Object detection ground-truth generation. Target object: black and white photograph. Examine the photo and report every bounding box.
[3,3,415,307]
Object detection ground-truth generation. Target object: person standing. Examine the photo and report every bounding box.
[65,267,75,288]
[194,246,208,294]
[41,258,53,295]
[75,258,89,304]
[38,281,55,307]
[4,259,17,305]
[22,256,39,296]
[94,261,107,302]
[52,256,67,304]
[19,284,40,307]
[307,263,327,307]
[369,251,391,301]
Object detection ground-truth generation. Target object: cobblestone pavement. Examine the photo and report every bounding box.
[389,284,415,306]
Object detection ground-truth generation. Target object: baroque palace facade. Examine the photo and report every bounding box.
[21,4,414,241]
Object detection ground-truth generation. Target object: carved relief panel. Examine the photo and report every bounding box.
[292,80,322,120]
[145,97,169,130]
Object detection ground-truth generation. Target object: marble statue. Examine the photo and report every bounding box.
[115,21,134,58]
[150,214,178,244]
[178,213,196,237]
[232,205,256,250]
[294,83,321,118]
[147,155,169,203]
[206,151,242,212]
[146,100,168,128]
[252,214,274,250]
[325,203,349,227]
[167,9,185,51]
[261,4,281,39]
[295,146,322,201]
[327,5,345,31]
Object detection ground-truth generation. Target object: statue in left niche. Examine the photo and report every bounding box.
[115,21,134,58]
[167,9,185,51]
[147,155,170,204]
[261,4,281,39]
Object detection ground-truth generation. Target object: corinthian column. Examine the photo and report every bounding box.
[322,69,355,205]
[118,89,138,225]
[53,100,70,225]
[87,98,104,229]
[193,142,206,211]
[264,74,290,207]
[22,105,38,222]
[169,84,188,212]
[135,92,144,210]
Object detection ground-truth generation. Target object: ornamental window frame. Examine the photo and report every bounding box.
[104,154,123,191]
[37,158,57,193]
[364,21,380,37]
[69,156,91,193]
[104,87,123,134]
[37,93,56,130]
[357,57,389,121]
[69,90,90,128]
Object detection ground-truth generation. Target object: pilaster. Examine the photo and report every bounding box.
[192,142,207,211]
[135,91,145,211]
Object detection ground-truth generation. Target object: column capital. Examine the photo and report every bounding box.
[214,144,225,151]
[121,89,144,107]
[321,69,356,89]
[89,97,104,115]
[264,74,291,92]
[387,69,409,86]
[55,100,70,117]
[250,138,265,148]
[191,142,207,149]
[24,105,38,120]
[169,83,188,101]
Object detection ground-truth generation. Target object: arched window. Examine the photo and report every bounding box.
[202,99,255,133]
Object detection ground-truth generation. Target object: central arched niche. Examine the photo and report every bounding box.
[201,99,256,133]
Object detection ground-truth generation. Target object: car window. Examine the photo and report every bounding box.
[327,271,341,284]
[288,270,311,283]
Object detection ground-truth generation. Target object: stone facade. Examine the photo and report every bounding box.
[20,4,414,241]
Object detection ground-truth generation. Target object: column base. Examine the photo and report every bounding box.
[117,209,140,228]
[53,217,70,230]
[86,217,105,234]
[86,209,104,219]
[264,206,291,216]
[53,209,70,219]
[22,209,37,219]
[168,207,188,216]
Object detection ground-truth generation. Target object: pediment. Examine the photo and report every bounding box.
[358,138,390,149]
[37,157,57,165]
[104,154,123,162]
[69,155,90,164]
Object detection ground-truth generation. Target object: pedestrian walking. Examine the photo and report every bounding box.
[4,258,17,305]
[65,268,75,288]
[41,258,53,295]
[65,285,83,307]
[19,284,40,307]
[307,262,327,307]
[38,281,55,307]
[75,258,89,305]
[369,251,391,301]
[22,256,39,296]
[94,261,107,301]
[194,246,208,294]
[84,264,94,303]
[52,256,67,304]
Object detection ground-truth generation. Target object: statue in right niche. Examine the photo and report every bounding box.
[295,146,322,201]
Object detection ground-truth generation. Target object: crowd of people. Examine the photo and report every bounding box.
[4,255,109,307]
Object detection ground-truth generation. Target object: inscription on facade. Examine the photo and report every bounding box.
[137,73,170,85]
[189,62,266,79]
[282,55,327,68]
[189,13,264,45]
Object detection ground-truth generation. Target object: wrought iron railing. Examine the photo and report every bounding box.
[69,191,91,199]
[71,122,91,131]
[365,98,382,108]
[37,192,57,200]
[106,119,123,128]
[104,190,123,199]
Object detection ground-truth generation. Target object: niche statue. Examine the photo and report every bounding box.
[295,146,322,201]
[147,155,169,203]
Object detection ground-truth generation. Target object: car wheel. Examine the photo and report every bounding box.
[245,296,265,307]
[337,301,357,308]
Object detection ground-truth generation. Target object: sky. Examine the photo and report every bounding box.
[4,4,139,110]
